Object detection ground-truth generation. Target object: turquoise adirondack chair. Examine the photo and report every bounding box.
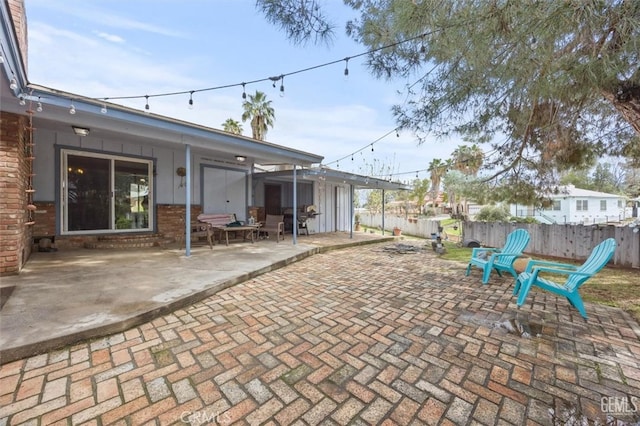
[513,238,617,319]
[465,229,530,284]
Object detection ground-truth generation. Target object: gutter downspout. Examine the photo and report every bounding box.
[185,144,191,256]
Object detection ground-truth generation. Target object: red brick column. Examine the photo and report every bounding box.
[0,111,32,275]
[156,204,203,239]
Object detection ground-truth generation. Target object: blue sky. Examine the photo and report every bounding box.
[24,0,464,182]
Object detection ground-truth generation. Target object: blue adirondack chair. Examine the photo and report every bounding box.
[513,238,617,319]
[465,229,530,284]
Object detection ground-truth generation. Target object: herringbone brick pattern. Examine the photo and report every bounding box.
[1,242,639,425]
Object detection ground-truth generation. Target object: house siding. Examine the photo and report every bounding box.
[28,127,252,241]
[0,111,33,275]
[510,188,629,225]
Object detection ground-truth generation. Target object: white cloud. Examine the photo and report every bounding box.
[94,31,125,44]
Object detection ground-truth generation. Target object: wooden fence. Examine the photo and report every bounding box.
[463,222,640,268]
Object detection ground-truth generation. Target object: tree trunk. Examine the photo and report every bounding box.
[602,86,640,135]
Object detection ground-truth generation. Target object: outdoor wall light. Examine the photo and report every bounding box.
[235,155,247,162]
[72,126,90,137]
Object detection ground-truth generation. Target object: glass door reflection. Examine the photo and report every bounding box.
[114,160,149,230]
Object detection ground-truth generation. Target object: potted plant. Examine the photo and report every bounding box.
[393,226,401,236]
[355,214,362,231]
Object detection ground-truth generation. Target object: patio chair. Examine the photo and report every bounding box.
[259,214,285,242]
[465,228,530,284]
[513,238,617,319]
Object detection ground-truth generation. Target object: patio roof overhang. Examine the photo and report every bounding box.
[256,167,411,191]
[0,81,324,167]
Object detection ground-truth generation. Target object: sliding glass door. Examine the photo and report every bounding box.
[61,150,153,234]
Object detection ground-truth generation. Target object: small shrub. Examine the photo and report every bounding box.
[475,205,510,222]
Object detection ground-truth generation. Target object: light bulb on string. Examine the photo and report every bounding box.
[144,95,150,113]
[269,75,281,89]
[242,83,247,100]
[69,100,76,115]
[279,76,285,98]
[188,91,194,109]
[100,103,107,114]
[18,94,26,106]
[36,97,43,112]
[9,77,17,90]
[343,57,350,80]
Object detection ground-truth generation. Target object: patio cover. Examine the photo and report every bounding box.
[256,166,410,242]
[257,167,410,191]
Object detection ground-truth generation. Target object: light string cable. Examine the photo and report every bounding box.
[322,127,400,168]
[92,8,495,105]
[94,31,439,104]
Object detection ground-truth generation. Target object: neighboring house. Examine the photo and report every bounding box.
[0,0,406,275]
[510,184,631,225]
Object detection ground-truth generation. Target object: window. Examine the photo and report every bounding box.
[576,200,588,211]
[61,149,153,234]
[552,200,561,211]
[600,200,607,211]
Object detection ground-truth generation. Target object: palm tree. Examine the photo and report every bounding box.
[241,91,275,140]
[427,159,448,208]
[222,118,243,135]
[451,144,484,176]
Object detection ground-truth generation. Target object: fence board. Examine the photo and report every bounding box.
[464,222,640,268]
[358,214,639,268]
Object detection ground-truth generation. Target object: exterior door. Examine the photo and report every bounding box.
[61,149,153,234]
[265,184,282,215]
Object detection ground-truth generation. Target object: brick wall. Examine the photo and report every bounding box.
[0,111,32,275]
[32,201,55,237]
[24,203,202,249]
[157,204,202,239]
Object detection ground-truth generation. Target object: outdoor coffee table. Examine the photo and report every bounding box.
[214,224,261,246]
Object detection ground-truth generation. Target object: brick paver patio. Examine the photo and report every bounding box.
[1,242,639,425]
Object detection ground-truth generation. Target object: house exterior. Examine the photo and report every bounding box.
[510,184,631,225]
[0,0,407,275]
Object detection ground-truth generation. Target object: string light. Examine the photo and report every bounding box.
[69,100,76,115]
[9,77,17,90]
[100,103,107,114]
[93,29,441,104]
[144,95,150,112]
[18,94,26,106]
[279,76,285,97]
[36,97,43,112]
[344,57,349,80]
[188,91,194,109]
[242,83,247,99]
